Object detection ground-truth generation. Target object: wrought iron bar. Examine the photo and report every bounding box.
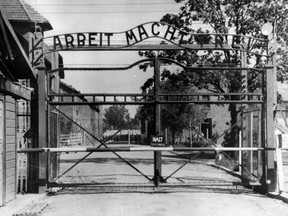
[47,93,263,105]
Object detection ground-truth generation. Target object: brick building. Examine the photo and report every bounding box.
[58,81,103,147]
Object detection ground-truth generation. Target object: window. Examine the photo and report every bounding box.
[201,118,212,139]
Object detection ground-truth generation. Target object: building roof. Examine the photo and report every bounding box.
[60,81,100,112]
[0,9,36,79]
[0,0,52,31]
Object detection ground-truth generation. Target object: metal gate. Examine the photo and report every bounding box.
[45,57,265,192]
[23,22,277,192]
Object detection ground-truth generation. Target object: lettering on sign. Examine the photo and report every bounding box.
[44,22,267,53]
[152,136,164,143]
[151,136,165,147]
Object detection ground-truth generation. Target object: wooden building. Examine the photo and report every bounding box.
[0,0,62,204]
[0,7,34,205]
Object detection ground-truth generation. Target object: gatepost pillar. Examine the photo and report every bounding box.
[266,63,277,193]
[153,57,165,186]
[37,64,48,193]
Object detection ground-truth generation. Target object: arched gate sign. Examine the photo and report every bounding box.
[26,22,277,193]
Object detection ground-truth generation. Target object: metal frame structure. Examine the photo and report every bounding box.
[21,22,278,193]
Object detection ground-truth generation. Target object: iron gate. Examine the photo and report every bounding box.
[20,22,276,193]
[45,57,265,192]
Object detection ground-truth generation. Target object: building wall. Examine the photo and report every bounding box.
[176,104,231,146]
[0,95,17,206]
[206,104,231,145]
[0,95,3,205]
[4,96,17,203]
[58,84,103,146]
[276,101,288,133]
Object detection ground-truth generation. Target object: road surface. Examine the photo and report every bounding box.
[40,190,288,216]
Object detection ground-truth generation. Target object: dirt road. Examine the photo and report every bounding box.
[37,147,288,216]
[43,150,288,216]
[40,191,288,216]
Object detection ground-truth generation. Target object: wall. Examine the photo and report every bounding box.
[206,104,231,145]
[0,95,17,206]
[58,83,103,146]
[0,95,3,206]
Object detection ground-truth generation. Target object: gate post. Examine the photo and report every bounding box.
[153,57,164,186]
[265,63,277,193]
[37,64,48,192]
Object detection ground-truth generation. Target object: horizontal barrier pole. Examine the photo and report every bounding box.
[47,181,261,188]
[17,148,44,153]
[17,146,264,153]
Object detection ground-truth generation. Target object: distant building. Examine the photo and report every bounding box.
[173,92,231,147]
[59,81,103,147]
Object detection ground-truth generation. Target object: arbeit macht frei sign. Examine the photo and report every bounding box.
[41,22,267,53]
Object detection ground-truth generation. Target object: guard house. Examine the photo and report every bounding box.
[0,0,61,204]
[0,7,34,205]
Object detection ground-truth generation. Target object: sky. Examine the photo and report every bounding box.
[24,0,187,116]
[26,0,182,34]
[25,0,185,91]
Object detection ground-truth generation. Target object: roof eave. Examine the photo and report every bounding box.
[0,9,36,79]
[9,20,53,31]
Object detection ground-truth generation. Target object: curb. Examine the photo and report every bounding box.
[12,202,48,216]
[268,192,288,204]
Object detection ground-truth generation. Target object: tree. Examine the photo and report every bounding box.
[103,105,141,131]
[103,105,131,131]
[139,67,208,145]
[139,0,288,157]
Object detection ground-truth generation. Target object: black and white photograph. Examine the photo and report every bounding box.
[1,0,288,215]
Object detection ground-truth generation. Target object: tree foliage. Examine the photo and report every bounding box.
[139,0,288,150]
[103,105,139,131]
[160,0,288,81]
[139,66,208,143]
